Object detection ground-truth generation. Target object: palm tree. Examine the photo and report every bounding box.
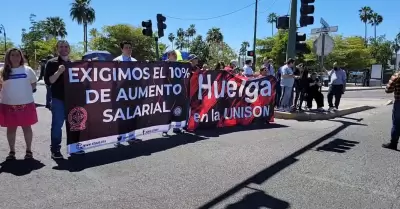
[392,32,400,70]
[239,41,250,64]
[168,33,175,50]
[359,6,373,45]
[206,27,223,44]
[44,17,68,39]
[206,27,224,58]
[70,0,96,52]
[187,24,196,44]
[89,28,98,38]
[267,13,278,36]
[369,12,383,41]
[175,36,185,50]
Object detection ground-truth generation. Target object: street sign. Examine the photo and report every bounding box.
[320,18,329,28]
[313,34,334,56]
[311,26,338,34]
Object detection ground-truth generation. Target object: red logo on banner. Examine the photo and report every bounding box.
[68,107,88,131]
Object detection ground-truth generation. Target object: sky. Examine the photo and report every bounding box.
[0,0,399,53]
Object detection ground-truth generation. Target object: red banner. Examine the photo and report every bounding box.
[187,70,276,131]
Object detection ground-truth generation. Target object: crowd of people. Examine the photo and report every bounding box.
[1,38,396,161]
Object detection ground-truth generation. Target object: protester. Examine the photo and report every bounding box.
[279,58,296,112]
[214,62,223,70]
[259,66,268,77]
[113,41,138,147]
[44,40,83,159]
[382,71,400,150]
[224,60,237,72]
[326,62,346,111]
[275,66,282,108]
[243,60,254,77]
[202,64,209,71]
[262,58,275,77]
[113,41,137,61]
[0,48,38,160]
[292,63,308,111]
[306,72,324,111]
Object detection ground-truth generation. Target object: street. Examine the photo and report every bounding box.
[0,86,399,209]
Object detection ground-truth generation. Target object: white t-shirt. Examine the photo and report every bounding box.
[0,66,37,105]
[243,65,254,76]
[113,55,137,61]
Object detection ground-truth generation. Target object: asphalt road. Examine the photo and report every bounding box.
[0,86,399,209]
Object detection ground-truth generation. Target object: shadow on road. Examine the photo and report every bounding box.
[197,119,366,209]
[52,123,286,172]
[224,187,290,209]
[316,138,360,153]
[0,159,45,176]
[191,123,287,137]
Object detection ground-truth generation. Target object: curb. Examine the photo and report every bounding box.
[321,87,384,92]
[274,105,374,121]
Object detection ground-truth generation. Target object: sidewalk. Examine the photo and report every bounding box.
[275,98,388,121]
[321,85,385,92]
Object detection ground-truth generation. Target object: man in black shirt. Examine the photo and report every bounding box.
[306,72,324,111]
[44,40,84,159]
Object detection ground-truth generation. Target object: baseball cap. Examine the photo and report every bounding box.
[188,54,198,61]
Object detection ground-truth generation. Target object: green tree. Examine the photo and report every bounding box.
[267,13,278,36]
[176,28,185,50]
[89,24,156,60]
[256,30,288,68]
[391,32,400,68]
[189,35,210,63]
[369,35,393,69]
[369,12,383,41]
[70,0,96,53]
[186,24,196,46]
[0,38,14,61]
[43,17,68,39]
[359,6,373,44]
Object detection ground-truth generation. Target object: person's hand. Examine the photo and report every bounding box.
[57,65,65,74]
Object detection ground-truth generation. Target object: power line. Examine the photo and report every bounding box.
[165,0,264,21]
[259,0,280,14]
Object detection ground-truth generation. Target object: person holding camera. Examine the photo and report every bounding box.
[306,72,324,111]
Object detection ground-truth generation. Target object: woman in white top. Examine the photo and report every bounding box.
[0,48,38,160]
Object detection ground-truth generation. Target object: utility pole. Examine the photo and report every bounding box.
[252,0,258,69]
[286,0,298,60]
[155,37,160,60]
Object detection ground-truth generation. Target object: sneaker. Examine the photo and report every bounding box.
[328,107,334,111]
[317,107,324,112]
[382,143,397,150]
[51,151,64,159]
[333,107,338,111]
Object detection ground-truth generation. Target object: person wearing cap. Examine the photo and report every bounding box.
[262,58,275,77]
[224,60,237,72]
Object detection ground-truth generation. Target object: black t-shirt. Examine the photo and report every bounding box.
[44,56,70,101]
[308,78,320,92]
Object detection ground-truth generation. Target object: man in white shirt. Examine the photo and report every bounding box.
[114,41,138,147]
[279,58,296,112]
[243,60,254,77]
[113,41,137,61]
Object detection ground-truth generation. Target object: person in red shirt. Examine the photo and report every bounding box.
[224,60,237,72]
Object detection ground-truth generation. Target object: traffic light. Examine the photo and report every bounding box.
[299,0,315,27]
[142,20,153,37]
[157,14,167,38]
[276,16,289,30]
[247,51,254,57]
[295,32,309,53]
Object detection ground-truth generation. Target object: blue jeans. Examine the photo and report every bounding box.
[280,86,293,108]
[46,85,52,106]
[391,101,400,144]
[51,98,65,152]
